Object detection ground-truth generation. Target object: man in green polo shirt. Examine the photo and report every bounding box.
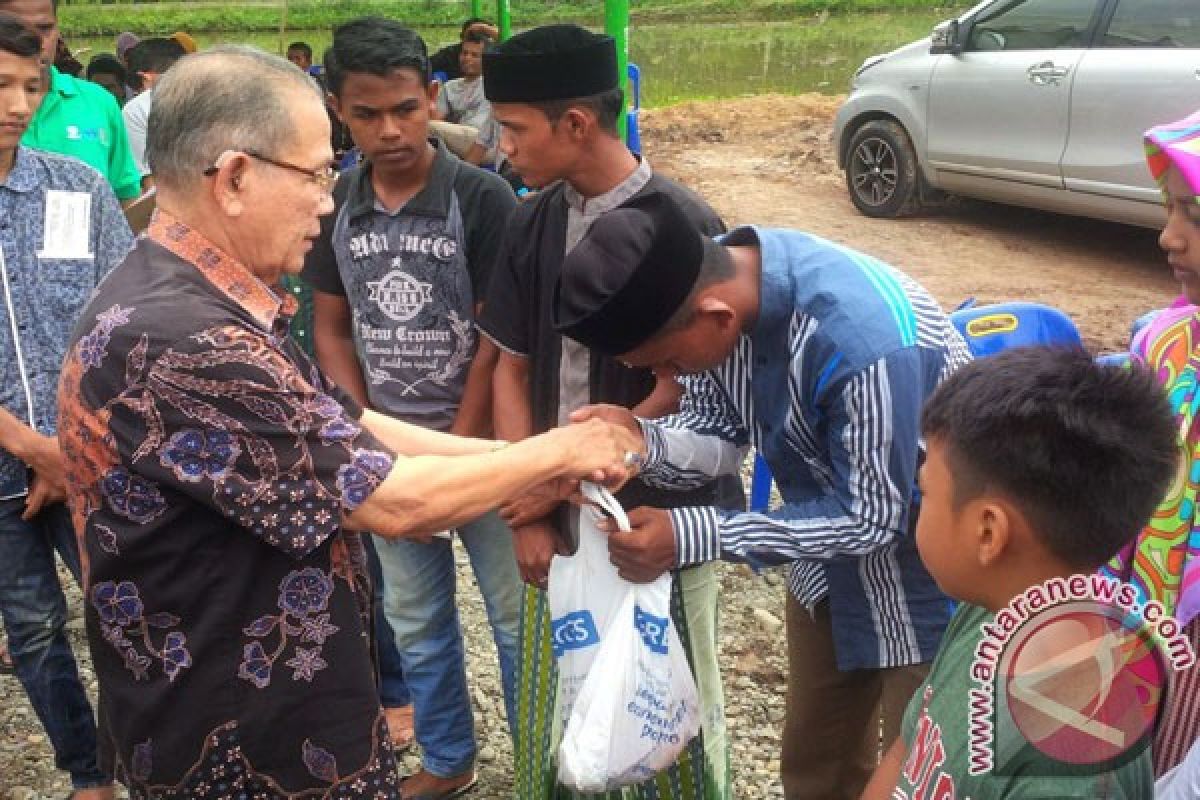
[3,0,141,202]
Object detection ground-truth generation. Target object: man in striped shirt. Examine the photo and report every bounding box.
[559,192,972,800]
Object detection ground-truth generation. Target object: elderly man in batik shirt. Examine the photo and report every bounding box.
[0,13,131,798]
[56,45,637,798]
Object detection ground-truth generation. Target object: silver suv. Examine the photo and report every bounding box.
[833,0,1200,228]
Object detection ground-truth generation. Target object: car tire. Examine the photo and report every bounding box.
[845,119,921,218]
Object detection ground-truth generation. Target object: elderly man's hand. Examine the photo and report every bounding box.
[548,417,643,489]
[596,506,678,583]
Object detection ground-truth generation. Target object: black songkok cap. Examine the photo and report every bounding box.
[483,24,618,103]
[553,191,710,357]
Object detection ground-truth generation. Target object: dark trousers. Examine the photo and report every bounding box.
[0,498,107,788]
[780,595,928,800]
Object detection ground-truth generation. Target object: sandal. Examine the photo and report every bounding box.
[399,770,477,800]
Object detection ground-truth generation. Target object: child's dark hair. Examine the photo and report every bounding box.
[0,12,42,61]
[126,38,186,92]
[86,53,125,84]
[325,17,428,97]
[921,347,1177,570]
[463,29,494,46]
[460,17,490,37]
[287,41,312,60]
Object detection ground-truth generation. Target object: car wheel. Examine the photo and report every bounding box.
[845,119,921,218]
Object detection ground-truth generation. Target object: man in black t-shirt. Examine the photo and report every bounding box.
[304,19,517,800]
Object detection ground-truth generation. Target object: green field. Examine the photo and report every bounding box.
[57,0,974,36]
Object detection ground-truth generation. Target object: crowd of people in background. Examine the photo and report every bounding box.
[0,1,1196,799]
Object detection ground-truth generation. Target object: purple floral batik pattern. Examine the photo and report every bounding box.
[100,467,166,524]
[335,450,393,511]
[92,580,191,683]
[238,567,339,688]
[159,428,242,483]
[115,715,401,798]
[77,304,135,370]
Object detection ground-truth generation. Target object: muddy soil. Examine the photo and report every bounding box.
[641,94,1174,352]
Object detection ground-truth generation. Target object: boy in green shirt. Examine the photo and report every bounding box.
[2,0,141,201]
[863,348,1178,800]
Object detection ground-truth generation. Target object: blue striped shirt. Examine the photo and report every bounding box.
[639,227,972,670]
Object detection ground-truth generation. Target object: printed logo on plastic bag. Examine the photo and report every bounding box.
[634,605,670,655]
[551,610,600,657]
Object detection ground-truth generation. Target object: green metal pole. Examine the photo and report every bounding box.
[605,0,630,139]
[472,0,483,20]
[497,0,512,40]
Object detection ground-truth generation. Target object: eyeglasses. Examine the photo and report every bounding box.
[204,149,337,193]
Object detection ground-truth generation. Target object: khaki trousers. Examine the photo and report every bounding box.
[780,595,929,800]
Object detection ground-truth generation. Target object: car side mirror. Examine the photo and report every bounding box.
[930,19,962,55]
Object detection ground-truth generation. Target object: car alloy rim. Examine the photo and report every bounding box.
[851,136,898,207]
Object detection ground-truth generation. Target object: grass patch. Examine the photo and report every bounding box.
[59,0,975,36]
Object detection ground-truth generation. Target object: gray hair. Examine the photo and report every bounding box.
[146,45,321,188]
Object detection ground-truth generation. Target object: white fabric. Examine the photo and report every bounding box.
[122,89,152,177]
[437,77,492,131]
[1158,737,1200,799]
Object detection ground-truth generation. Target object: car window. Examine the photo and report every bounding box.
[968,0,1103,51]
[1103,0,1200,48]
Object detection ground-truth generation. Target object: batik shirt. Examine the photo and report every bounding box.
[57,212,401,798]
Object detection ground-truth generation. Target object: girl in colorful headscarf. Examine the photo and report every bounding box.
[1105,110,1200,777]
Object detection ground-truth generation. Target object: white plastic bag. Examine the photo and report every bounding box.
[547,483,702,792]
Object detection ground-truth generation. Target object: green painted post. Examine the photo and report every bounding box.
[605,0,630,139]
[471,0,483,19]
[498,0,512,40]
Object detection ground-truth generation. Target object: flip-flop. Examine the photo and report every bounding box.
[399,773,477,800]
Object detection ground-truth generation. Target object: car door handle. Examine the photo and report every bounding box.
[1027,61,1069,86]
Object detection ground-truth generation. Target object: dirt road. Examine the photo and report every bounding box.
[642,94,1176,352]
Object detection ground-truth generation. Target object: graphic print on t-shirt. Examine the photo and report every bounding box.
[337,195,476,431]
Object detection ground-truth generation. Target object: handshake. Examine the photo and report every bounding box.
[502,405,678,588]
[536,405,647,493]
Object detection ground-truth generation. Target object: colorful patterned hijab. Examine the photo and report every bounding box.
[1146,110,1200,194]
[1103,113,1200,626]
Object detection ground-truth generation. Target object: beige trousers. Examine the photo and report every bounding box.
[780,596,929,800]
